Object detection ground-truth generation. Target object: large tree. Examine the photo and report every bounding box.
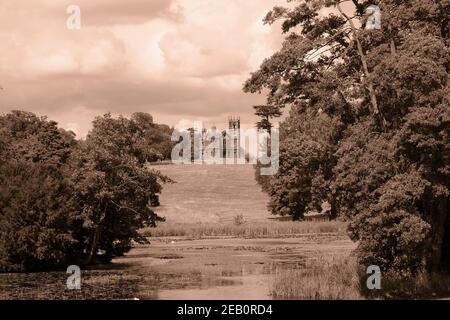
[245,0,450,279]
[0,111,169,271]
[70,113,170,264]
[0,111,79,271]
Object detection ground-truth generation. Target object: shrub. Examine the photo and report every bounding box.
[233,214,246,226]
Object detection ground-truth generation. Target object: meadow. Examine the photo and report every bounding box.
[141,220,347,239]
[151,164,273,224]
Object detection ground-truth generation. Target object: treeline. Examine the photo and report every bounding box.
[0,111,174,272]
[247,0,450,293]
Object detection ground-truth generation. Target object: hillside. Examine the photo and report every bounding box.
[152,164,272,224]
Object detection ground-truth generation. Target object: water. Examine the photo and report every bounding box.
[114,236,353,300]
[0,235,353,299]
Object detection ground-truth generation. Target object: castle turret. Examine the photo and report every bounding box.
[227,116,241,161]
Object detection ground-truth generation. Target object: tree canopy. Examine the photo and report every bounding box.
[246,0,450,281]
[0,111,171,271]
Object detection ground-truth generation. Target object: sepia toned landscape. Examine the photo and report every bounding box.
[1,0,449,302]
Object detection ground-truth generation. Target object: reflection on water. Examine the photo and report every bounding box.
[139,259,275,300]
[120,236,352,300]
[156,274,271,300]
[149,260,312,300]
[0,235,353,300]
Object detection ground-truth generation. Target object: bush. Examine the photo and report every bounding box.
[233,214,246,226]
[360,269,450,299]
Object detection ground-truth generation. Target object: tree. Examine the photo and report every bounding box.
[0,162,79,271]
[130,112,176,161]
[0,111,171,270]
[70,113,170,264]
[0,111,79,271]
[0,111,75,165]
[245,0,450,283]
[253,105,283,132]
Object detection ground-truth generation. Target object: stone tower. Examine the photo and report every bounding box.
[227,116,241,160]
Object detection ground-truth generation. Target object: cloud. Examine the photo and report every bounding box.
[77,0,182,26]
[0,0,284,137]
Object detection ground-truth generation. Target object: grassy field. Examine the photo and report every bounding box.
[151,164,273,224]
[149,164,347,239]
[141,220,347,239]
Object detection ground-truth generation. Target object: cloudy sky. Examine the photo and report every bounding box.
[0,0,290,137]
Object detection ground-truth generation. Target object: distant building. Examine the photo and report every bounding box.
[226,116,240,160]
[187,116,242,163]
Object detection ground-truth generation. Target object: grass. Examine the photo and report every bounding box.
[140,220,348,239]
[270,255,450,300]
[152,164,273,224]
[271,255,362,300]
[149,165,348,240]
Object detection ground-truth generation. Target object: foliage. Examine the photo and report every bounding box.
[0,162,78,271]
[69,113,171,264]
[253,105,283,131]
[130,112,176,161]
[0,112,78,271]
[246,0,450,277]
[0,111,169,271]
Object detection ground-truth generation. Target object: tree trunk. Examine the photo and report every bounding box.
[337,3,387,131]
[426,198,449,272]
[84,225,101,265]
[84,208,106,265]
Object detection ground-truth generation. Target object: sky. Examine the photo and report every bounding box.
[0,0,289,137]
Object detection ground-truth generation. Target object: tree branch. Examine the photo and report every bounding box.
[336,2,387,131]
